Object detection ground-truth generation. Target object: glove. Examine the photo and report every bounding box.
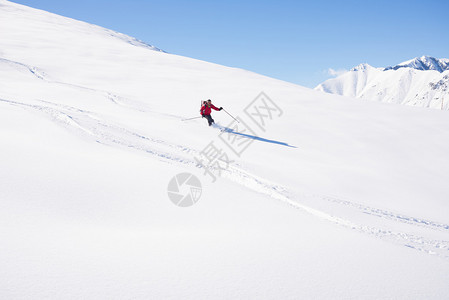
[201,114,205,118]
[219,107,223,111]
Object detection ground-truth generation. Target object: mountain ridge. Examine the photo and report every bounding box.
[316,56,449,109]
[384,56,449,72]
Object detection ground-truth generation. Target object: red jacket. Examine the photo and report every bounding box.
[200,104,219,115]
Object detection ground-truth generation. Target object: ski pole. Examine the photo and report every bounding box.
[222,108,239,123]
[182,116,202,121]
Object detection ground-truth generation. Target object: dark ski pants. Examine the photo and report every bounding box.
[204,114,214,126]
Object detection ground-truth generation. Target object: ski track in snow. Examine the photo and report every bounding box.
[0,57,48,79]
[0,57,184,120]
[311,194,449,230]
[2,92,449,260]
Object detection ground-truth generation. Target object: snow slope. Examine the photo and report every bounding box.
[316,56,449,109]
[1,1,449,299]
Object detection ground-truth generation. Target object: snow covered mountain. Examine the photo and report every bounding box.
[316,56,449,109]
[384,56,449,72]
[1,1,449,299]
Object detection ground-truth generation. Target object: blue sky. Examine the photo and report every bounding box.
[12,0,449,87]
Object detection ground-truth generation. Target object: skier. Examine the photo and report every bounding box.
[200,99,223,126]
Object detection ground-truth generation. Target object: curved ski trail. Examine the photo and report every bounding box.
[2,96,448,259]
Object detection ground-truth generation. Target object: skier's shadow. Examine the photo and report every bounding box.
[222,128,297,148]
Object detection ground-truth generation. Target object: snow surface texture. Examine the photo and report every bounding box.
[1,1,449,299]
[316,56,449,110]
